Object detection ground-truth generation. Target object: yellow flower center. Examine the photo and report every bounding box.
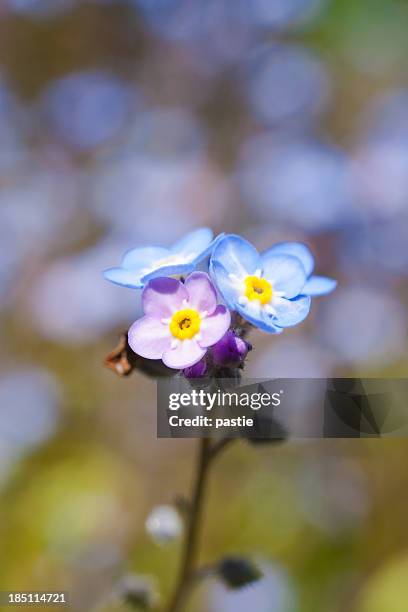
[169,308,201,340]
[244,276,273,305]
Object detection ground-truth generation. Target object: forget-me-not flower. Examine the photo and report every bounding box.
[210,235,335,333]
[104,228,221,289]
[265,241,337,296]
[129,272,231,369]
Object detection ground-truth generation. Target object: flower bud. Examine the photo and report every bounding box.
[145,505,182,545]
[217,556,262,589]
[183,358,208,379]
[212,331,251,367]
[114,573,159,609]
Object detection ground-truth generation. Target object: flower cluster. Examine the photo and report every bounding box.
[104,229,336,373]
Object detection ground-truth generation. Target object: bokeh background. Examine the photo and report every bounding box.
[1,0,408,610]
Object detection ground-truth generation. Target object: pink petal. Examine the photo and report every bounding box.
[128,316,171,359]
[198,305,231,348]
[162,339,206,369]
[142,277,188,318]
[184,272,217,315]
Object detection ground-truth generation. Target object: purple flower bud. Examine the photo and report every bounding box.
[211,331,250,367]
[183,358,208,379]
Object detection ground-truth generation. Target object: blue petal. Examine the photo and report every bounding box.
[273,296,311,328]
[211,261,282,333]
[141,262,195,283]
[122,246,170,270]
[210,260,240,310]
[261,253,307,299]
[211,234,262,279]
[236,304,284,334]
[192,232,226,265]
[211,255,307,333]
[263,242,315,277]
[171,227,214,257]
[302,275,337,296]
[103,267,144,289]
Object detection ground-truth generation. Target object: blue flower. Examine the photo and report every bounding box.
[210,235,335,333]
[104,228,222,289]
[265,242,337,296]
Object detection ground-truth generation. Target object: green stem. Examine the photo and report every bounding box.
[164,437,212,612]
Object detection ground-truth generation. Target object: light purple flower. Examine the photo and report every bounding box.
[128,273,231,370]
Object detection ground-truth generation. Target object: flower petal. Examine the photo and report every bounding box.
[198,305,231,348]
[209,260,241,309]
[171,227,213,257]
[211,234,262,280]
[236,303,283,334]
[104,246,174,288]
[128,316,171,359]
[263,242,315,276]
[302,275,337,296]
[273,295,311,328]
[162,339,206,369]
[191,232,226,264]
[141,262,194,283]
[122,246,170,270]
[185,272,218,315]
[103,266,144,289]
[142,277,188,318]
[261,253,307,299]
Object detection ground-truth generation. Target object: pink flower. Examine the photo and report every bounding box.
[128,272,231,370]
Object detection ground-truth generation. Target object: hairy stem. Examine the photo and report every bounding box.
[164,438,212,612]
